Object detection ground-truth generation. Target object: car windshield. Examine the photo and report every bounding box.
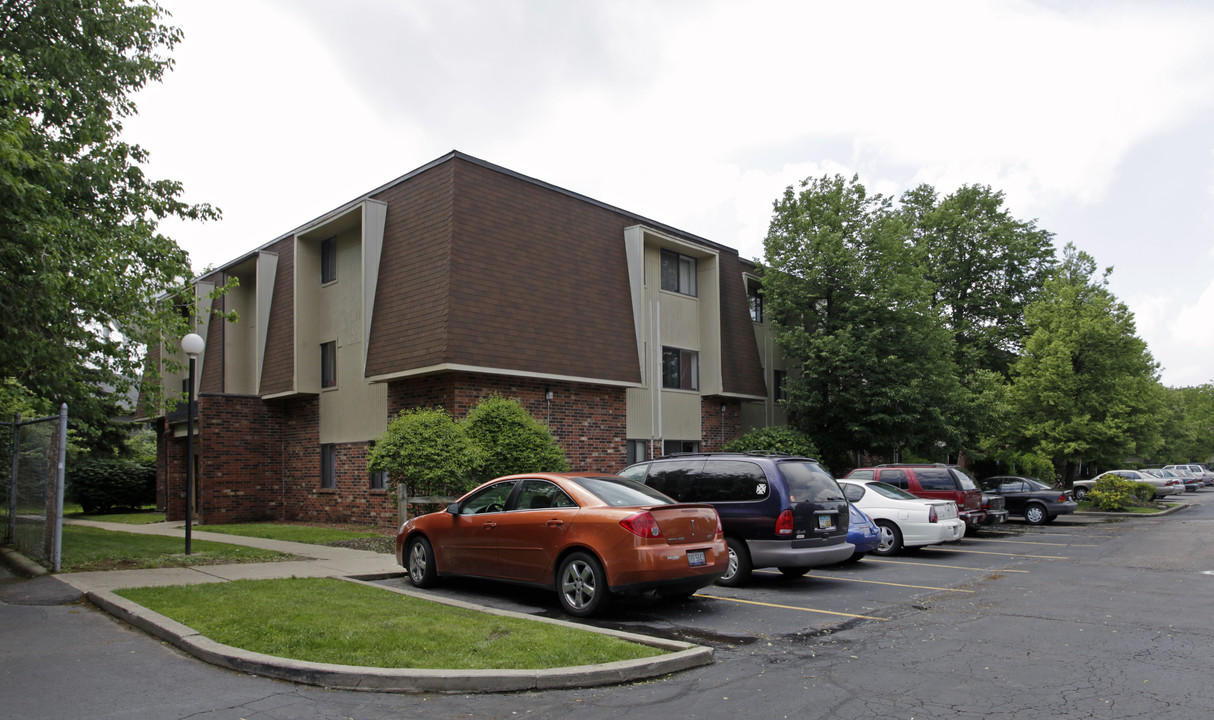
[570,475,675,507]
[778,461,846,502]
[863,481,922,501]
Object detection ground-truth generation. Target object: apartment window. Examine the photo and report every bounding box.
[321,237,337,284]
[662,347,698,390]
[321,444,336,489]
[749,285,763,323]
[321,341,337,388]
[663,439,700,455]
[773,369,788,401]
[368,441,388,490]
[626,440,648,466]
[660,249,697,296]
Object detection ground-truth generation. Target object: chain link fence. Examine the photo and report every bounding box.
[1,405,68,572]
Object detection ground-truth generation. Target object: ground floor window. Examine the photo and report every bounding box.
[663,439,700,455]
[626,439,648,466]
[321,444,336,488]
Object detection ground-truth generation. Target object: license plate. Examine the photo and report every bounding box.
[687,550,706,567]
[817,515,835,530]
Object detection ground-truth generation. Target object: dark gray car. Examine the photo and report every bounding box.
[978,475,1078,524]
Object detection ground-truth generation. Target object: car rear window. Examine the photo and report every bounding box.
[778,461,845,503]
[916,469,958,490]
[572,475,674,506]
[864,481,923,501]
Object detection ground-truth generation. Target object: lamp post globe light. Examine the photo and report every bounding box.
[181,333,204,554]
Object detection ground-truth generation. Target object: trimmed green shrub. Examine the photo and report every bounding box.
[1086,473,1155,511]
[723,426,820,458]
[368,408,481,497]
[67,458,156,513]
[462,395,569,483]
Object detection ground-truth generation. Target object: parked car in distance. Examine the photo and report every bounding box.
[844,503,881,562]
[1163,464,1209,490]
[844,464,1005,530]
[395,473,727,617]
[838,479,965,555]
[977,476,1078,525]
[620,453,853,586]
[1142,468,1195,493]
[1073,469,1179,500]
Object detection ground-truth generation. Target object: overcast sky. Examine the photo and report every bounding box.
[125,0,1214,388]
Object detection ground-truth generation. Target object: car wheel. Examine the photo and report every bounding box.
[873,521,903,556]
[1043,514,1058,524]
[1074,486,1088,501]
[778,566,810,578]
[405,535,438,588]
[557,551,611,617]
[716,536,752,587]
[1023,503,1048,525]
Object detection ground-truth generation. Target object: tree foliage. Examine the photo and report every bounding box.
[462,395,569,483]
[1007,245,1165,480]
[762,174,961,469]
[0,0,219,446]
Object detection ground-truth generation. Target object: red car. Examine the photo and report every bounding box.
[396,473,727,617]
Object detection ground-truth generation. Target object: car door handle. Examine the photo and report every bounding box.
[481,522,497,530]
[546,519,564,527]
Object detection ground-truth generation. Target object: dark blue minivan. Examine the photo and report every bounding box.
[620,453,853,586]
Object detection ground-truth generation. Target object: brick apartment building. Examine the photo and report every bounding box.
[140,151,792,528]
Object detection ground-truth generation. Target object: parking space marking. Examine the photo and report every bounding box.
[805,574,975,593]
[976,538,1097,547]
[866,558,1029,573]
[922,547,1067,560]
[694,593,888,620]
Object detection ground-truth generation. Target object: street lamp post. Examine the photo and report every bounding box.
[181,333,205,555]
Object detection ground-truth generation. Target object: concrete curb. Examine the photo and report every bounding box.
[85,576,714,694]
[1077,502,1190,518]
[0,547,49,578]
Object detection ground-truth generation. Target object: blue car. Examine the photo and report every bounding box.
[845,503,880,562]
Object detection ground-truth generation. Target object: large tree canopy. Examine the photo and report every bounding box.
[1007,245,1165,481]
[0,0,218,444]
[762,174,961,470]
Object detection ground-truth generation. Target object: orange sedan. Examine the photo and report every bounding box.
[395,473,727,616]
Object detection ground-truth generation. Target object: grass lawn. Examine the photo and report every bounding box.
[117,577,665,669]
[198,522,383,545]
[62,525,293,572]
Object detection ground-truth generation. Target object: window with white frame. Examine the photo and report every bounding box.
[662,347,698,390]
[660,249,697,296]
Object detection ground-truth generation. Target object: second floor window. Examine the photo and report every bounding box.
[321,341,337,388]
[749,285,763,323]
[321,237,337,284]
[660,249,697,296]
[662,347,698,390]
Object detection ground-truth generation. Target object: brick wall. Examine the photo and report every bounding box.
[701,398,744,452]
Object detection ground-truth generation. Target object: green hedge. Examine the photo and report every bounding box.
[1086,473,1156,512]
[67,458,156,513]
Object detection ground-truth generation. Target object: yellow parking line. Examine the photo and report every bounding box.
[923,547,1067,560]
[754,568,972,593]
[866,558,1029,573]
[976,538,1096,547]
[694,593,887,620]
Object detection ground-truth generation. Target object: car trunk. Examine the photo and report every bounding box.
[648,505,720,545]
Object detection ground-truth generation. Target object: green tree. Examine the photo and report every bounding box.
[0,0,219,447]
[462,395,569,482]
[1007,245,1165,483]
[900,184,1056,379]
[1156,384,1214,463]
[367,408,481,497]
[762,174,962,470]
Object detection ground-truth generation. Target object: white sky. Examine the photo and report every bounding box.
[125,0,1214,388]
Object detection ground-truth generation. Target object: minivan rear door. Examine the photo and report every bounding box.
[776,460,850,543]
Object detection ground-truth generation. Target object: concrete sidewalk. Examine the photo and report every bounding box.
[34,518,713,693]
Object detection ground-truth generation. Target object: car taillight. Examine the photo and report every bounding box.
[1057,494,1068,503]
[928,505,938,523]
[620,511,663,538]
[715,514,724,536]
[775,509,795,536]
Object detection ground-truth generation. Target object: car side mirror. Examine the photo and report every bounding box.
[446,503,460,515]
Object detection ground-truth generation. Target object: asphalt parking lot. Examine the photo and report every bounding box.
[375,510,1115,643]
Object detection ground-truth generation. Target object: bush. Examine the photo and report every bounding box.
[723,426,820,458]
[368,408,481,497]
[67,458,156,513]
[462,395,568,483]
[1086,473,1156,511]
